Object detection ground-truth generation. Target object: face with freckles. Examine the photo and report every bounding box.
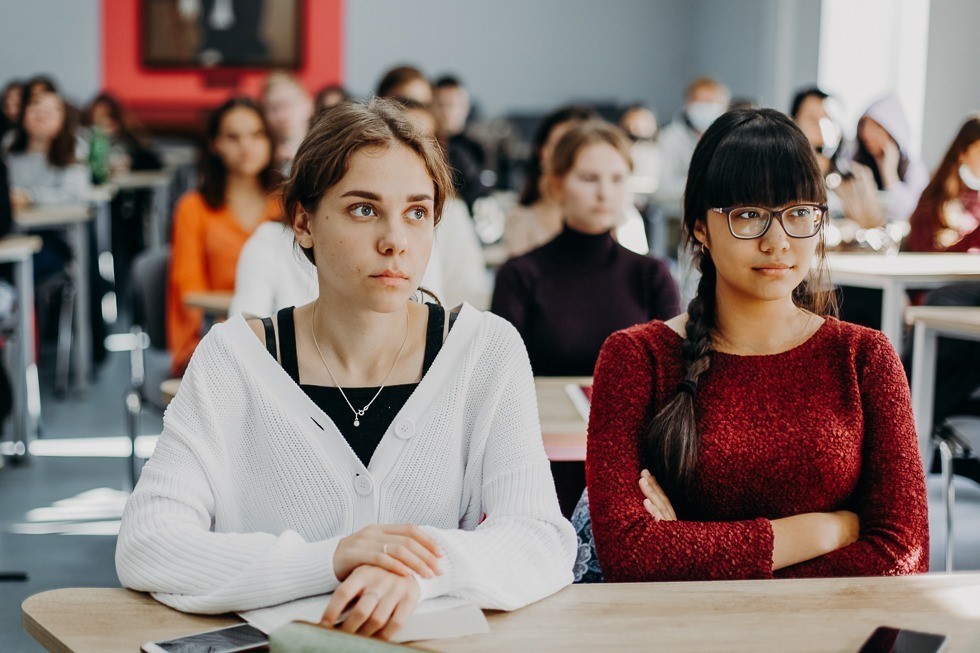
[292,143,436,313]
[694,203,821,305]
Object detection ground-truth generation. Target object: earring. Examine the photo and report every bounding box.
[700,242,709,256]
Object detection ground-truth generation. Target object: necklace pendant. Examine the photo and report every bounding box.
[353,417,360,427]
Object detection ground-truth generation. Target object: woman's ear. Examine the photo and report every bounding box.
[542,172,563,203]
[693,219,709,249]
[292,206,314,249]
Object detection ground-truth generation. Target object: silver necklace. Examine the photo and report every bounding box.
[310,303,411,428]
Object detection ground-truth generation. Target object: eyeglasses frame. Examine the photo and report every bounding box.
[709,204,829,240]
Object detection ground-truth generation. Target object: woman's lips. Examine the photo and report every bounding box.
[752,265,793,277]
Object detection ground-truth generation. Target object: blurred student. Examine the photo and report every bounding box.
[492,121,679,377]
[584,109,928,583]
[313,84,350,115]
[376,65,432,106]
[262,72,313,172]
[791,87,884,230]
[117,100,574,636]
[851,94,928,223]
[503,106,593,258]
[167,98,282,375]
[655,77,730,207]
[82,92,163,175]
[433,75,489,209]
[619,104,661,196]
[904,114,980,253]
[1,79,23,139]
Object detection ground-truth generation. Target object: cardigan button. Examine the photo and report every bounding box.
[354,474,373,496]
[394,419,415,439]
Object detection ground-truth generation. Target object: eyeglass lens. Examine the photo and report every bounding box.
[729,205,823,238]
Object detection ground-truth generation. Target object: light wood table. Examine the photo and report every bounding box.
[828,253,980,348]
[535,376,590,461]
[183,290,233,318]
[23,574,980,652]
[15,204,96,391]
[159,376,590,462]
[0,236,42,461]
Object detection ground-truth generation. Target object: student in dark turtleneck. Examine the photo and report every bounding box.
[491,121,680,378]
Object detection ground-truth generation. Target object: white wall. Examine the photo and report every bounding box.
[0,0,100,106]
[921,0,980,167]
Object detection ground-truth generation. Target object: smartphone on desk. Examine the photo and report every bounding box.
[858,626,947,653]
[141,623,268,653]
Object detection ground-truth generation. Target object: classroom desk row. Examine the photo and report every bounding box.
[23,573,980,652]
[11,169,175,393]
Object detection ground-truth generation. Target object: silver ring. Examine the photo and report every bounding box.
[383,544,389,556]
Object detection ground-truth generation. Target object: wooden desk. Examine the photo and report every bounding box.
[15,204,96,391]
[183,290,233,318]
[0,236,42,461]
[828,253,980,348]
[23,574,980,652]
[535,377,590,461]
[159,376,590,462]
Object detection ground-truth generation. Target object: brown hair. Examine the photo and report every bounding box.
[198,97,280,210]
[376,65,429,102]
[906,114,980,250]
[549,120,633,179]
[642,108,836,503]
[281,98,455,266]
[8,90,79,168]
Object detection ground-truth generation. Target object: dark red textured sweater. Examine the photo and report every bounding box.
[586,317,930,582]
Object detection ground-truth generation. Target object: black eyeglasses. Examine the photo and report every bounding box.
[710,204,828,239]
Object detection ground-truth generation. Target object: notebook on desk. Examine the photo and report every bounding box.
[565,383,592,422]
[240,594,489,644]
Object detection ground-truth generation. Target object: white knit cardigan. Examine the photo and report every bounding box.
[115,304,576,614]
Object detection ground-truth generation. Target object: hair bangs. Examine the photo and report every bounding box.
[702,118,826,211]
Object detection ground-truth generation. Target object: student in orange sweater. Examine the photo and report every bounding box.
[168,98,282,374]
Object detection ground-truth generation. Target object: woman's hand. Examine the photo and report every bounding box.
[639,469,676,521]
[321,565,421,640]
[334,524,442,582]
[10,189,31,211]
[875,140,902,189]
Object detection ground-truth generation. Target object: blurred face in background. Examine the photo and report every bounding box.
[685,84,729,133]
[858,117,896,159]
[961,139,980,178]
[553,142,629,235]
[389,78,433,106]
[90,101,120,136]
[620,107,657,141]
[3,85,21,123]
[433,85,469,136]
[264,82,313,144]
[211,106,272,178]
[23,92,65,143]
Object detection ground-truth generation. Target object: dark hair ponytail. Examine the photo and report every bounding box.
[640,108,834,501]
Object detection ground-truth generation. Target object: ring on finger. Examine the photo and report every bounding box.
[383,544,389,556]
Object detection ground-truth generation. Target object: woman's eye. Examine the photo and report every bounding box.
[406,207,428,221]
[353,205,376,218]
[737,210,761,219]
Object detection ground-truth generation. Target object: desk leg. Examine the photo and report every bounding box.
[880,280,904,349]
[70,223,92,391]
[12,255,38,458]
[910,322,937,470]
[147,185,166,249]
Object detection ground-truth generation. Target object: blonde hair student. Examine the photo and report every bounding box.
[116,99,575,640]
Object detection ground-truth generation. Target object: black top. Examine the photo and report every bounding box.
[264,304,450,467]
[490,225,680,377]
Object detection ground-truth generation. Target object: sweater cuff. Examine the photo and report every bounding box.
[415,554,456,602]
[278,535,342,597]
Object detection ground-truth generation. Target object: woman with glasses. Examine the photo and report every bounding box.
[581,109,928,582]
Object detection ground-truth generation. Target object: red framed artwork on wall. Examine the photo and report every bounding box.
[102,0,343,129]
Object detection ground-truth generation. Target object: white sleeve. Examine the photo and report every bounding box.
[30,164,92,204]
[230,228,276,319]
[115,336,343,613]
[414,326,576,610]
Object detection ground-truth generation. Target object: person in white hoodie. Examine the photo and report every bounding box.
[116,98,575,641]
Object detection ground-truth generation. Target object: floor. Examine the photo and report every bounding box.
[1,348,979,652]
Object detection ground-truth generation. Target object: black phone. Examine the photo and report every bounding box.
[141,623,268,653]
[858,626,947,653]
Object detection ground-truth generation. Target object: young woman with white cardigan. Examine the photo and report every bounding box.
[115,99,575,640]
